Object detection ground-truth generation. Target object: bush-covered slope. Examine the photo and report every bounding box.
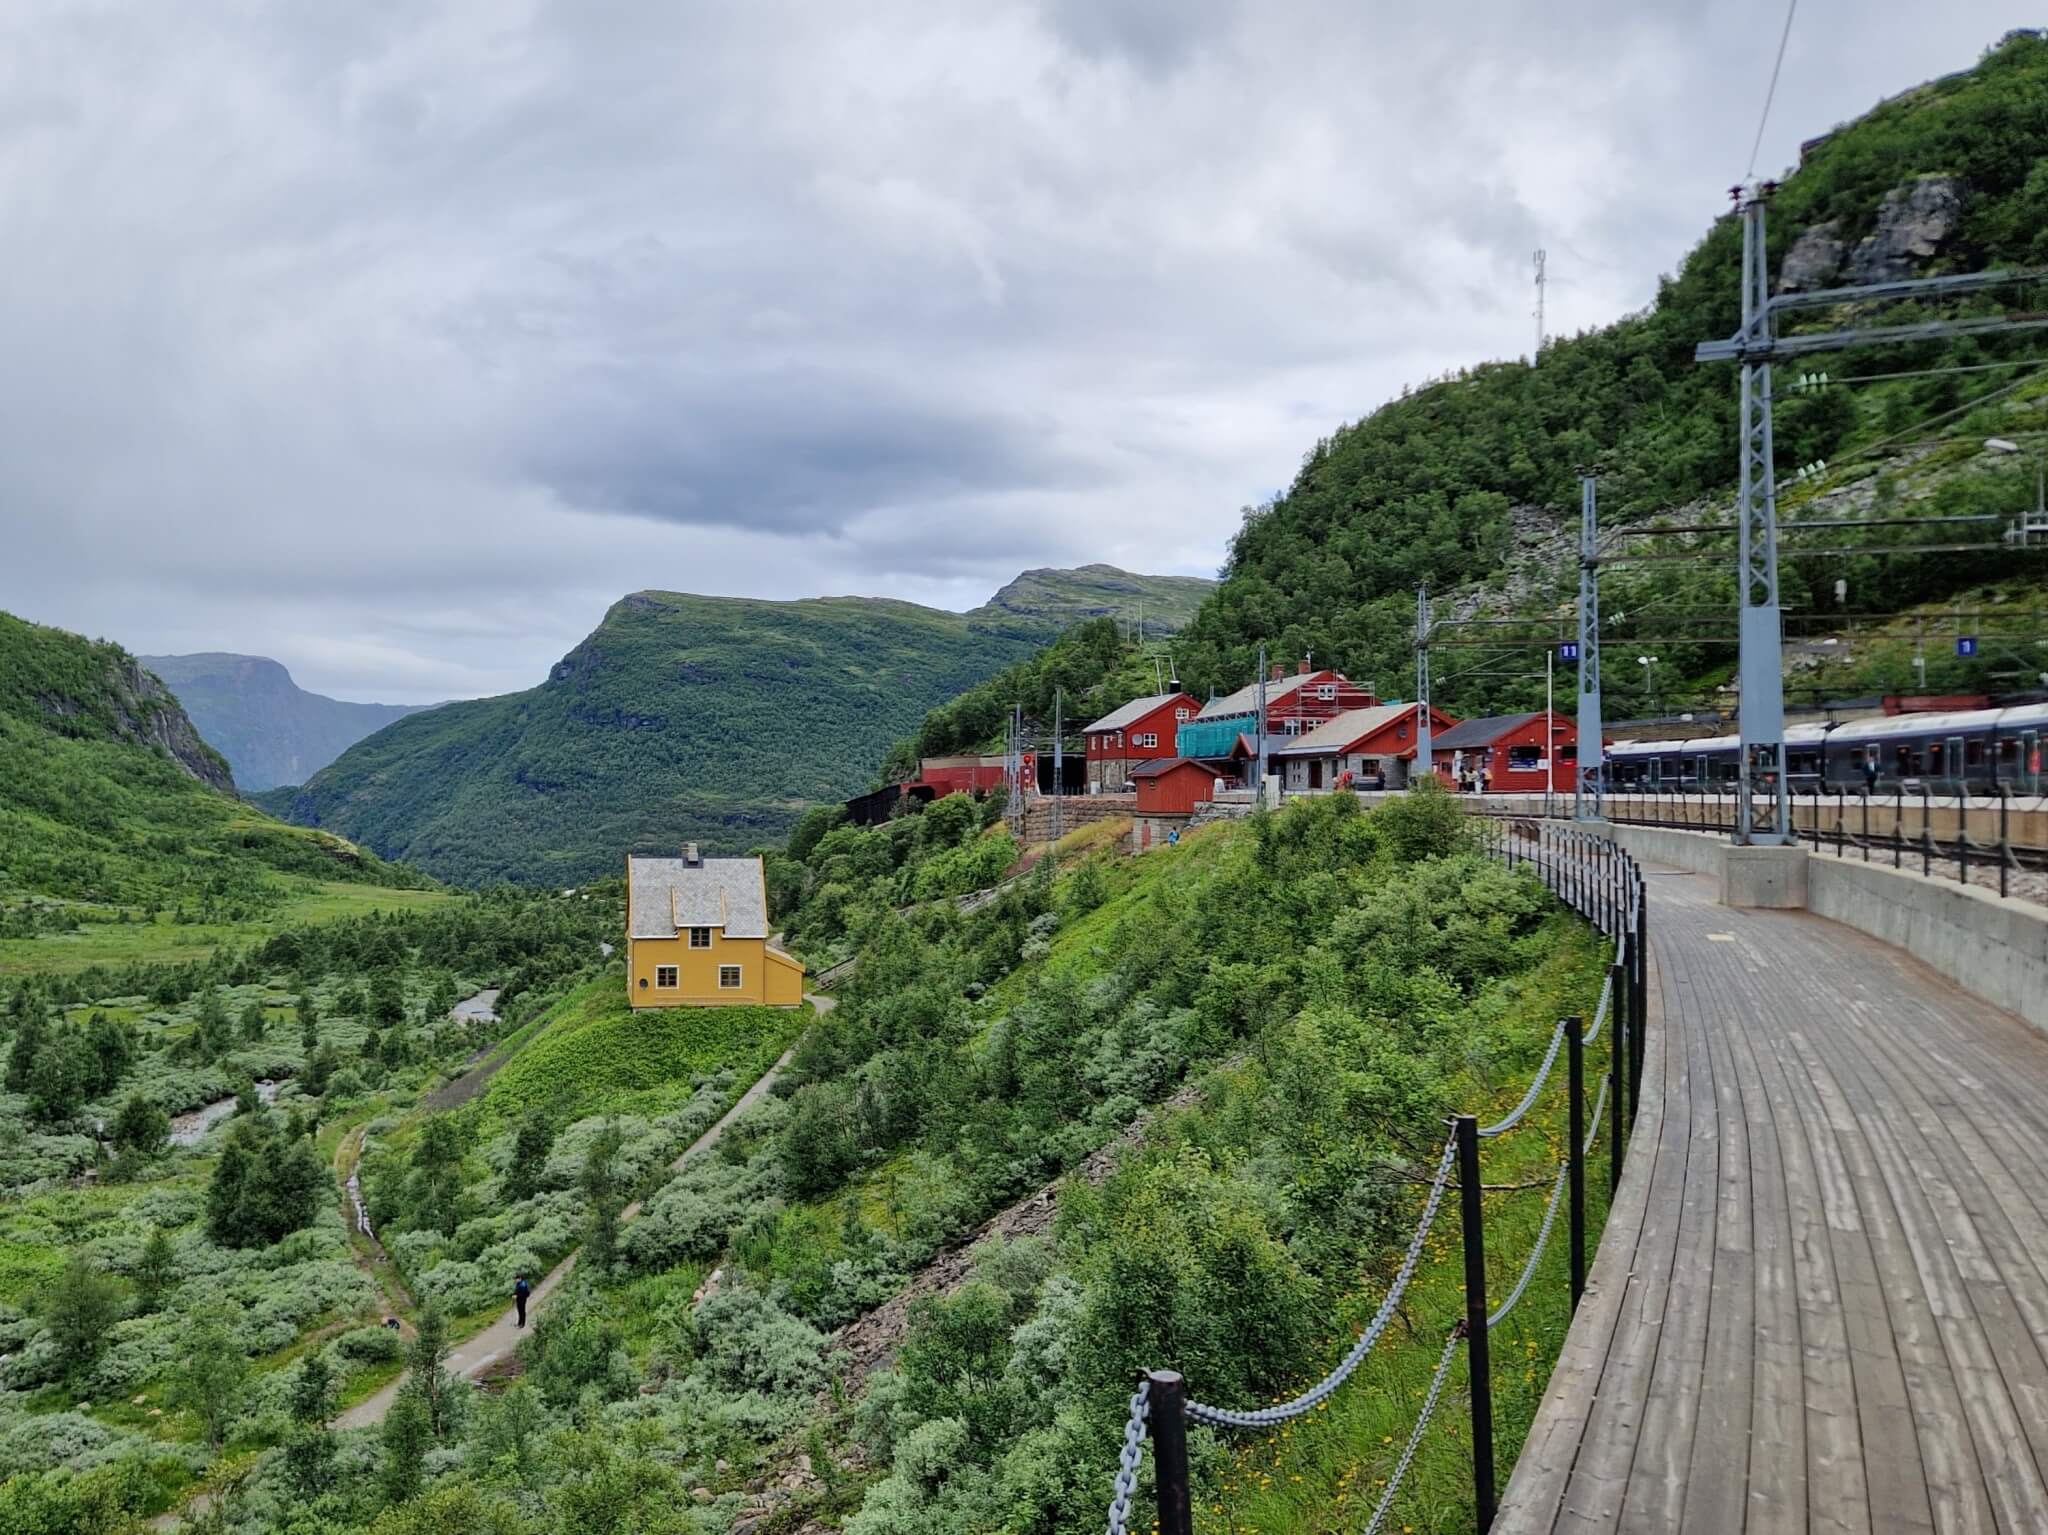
[140,653,428,792]
[1170,32,2048,717]
[0,612,431,958]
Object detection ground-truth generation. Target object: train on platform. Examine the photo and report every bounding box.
[1604,701,2048,795]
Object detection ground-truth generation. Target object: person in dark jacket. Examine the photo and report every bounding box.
[513,1274,531,1328]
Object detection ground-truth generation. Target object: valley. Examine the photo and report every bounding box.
[8,29,2048,1535]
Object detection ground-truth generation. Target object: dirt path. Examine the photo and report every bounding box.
[334,993,830,1430]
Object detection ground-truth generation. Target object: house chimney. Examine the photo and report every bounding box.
[683,842,700,866]
[1167,677,1181,693]
[1298,658,1312,675]
[1269,663,1283,681]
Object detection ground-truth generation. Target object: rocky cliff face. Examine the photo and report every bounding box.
[101,655,236,792]
[1779,174,1964,292]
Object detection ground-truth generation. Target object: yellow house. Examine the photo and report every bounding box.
[626,846,806,1008]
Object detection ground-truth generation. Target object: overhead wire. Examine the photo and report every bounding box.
[1745,0,1800,181]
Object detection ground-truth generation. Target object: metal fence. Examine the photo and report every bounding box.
[1595,785,2044,900]
[1102,821,1647,1535]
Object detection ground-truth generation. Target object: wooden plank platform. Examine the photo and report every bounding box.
[1496,861,2048,1534]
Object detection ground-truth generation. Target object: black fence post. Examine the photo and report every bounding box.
[2001,788,2011,901]
[1146,1370,1194,1535]
[1456,1113,1496,1532]
[1567,1014,1586,1309]
[1862,789,1871,863]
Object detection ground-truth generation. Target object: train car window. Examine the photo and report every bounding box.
[1966,738,1986,769]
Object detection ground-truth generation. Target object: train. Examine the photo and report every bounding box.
[1603,702,2048,795]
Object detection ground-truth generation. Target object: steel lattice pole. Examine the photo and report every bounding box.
[1734,191,1791,844]
[1575,475,1603,821]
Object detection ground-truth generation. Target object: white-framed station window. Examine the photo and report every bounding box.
[1135,732,1157,748]
[718,964,742,989]
[655,965,679,989]
[689,926,712,948]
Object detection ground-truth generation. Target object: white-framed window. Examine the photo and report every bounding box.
[655,965,678,989]
[1174,707,1191,722]
[1282,719,1304,736]
[718,965,742,989]
[1135,732,1157,749]
[689,926,712,948]
[1315,683,1337,700]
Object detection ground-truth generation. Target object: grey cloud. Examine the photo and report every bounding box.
[0,0,2039,703]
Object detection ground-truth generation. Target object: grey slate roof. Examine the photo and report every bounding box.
[1430,712,1543,750]
[1081,692,1186,734]
[1195,672,1312,720]
[628,856,770,941]
[1268,704,1414,757]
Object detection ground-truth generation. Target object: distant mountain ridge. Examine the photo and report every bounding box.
[970,564,1214,636]
[280,565,1205,885]
[141,652,429,791]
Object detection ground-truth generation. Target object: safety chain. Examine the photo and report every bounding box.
[1584,1072,1610,1158]
[1184,1131,1459,1429]
[1102,1379,1151,1535]
[1478,1018,1566,1138]
[1361,1331,1463,1535]
[1583,972,1613,1047]
[1488,1157,1569,1328]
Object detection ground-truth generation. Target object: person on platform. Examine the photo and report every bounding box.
[513,1273,532,1328]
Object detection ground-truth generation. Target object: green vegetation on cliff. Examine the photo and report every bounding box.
[1171,32,2048,718]
[0,613,433,973]
[285,589,1044,886]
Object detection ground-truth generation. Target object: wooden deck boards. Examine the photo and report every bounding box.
[1495,862,2048,1534]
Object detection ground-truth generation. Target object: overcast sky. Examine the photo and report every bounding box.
[0,1,2035,703]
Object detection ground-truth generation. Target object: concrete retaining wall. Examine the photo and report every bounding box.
[1806,857,2048,1034]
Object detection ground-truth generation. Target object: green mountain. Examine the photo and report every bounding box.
[140,651,429,791]
[284,575,1168,886]
[0,612,427,937]
[969,563,1214,637]
[1163,31,2048,720]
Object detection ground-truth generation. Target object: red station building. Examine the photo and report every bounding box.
[1429,711,1578,793]
[1270,702,1460,791]
[1081,690,1200,792]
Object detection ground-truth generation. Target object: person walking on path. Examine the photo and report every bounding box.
[513,1274,531,1328]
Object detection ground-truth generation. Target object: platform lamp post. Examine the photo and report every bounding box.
[1637,655,1659,719]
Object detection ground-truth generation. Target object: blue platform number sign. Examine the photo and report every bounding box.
[1558,642,1580,661]
[1956,636,1977,658]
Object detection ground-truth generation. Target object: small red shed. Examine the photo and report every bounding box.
[1429,711,1577,793]
[1131,757,1225,816]
[1081,692,1200,792]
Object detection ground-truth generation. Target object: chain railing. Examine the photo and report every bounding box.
[1100,823,1647,1535]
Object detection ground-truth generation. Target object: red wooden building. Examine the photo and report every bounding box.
[1081,691,1199,792]
[1131,757,1225,815]
[1270,702,1459,791]
[1429,711,1577,793]
[1178,662,1377,757]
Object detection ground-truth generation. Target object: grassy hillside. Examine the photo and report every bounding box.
[284,581,1080,886]
[0,613,435,975]
[969,563,1214,638]
[1169,31,2048,719]
[141,653,428,792]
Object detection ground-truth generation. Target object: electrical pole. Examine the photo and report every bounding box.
[1053,688,1064,842]
[1415,585,1433,788]
[1731,189,1790,844]
[1692,187,2048,839]
[1533,248,1547,360]
[1254,643,1269,807]
[1546,645,1555,813]
[1575,476,1604,821]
